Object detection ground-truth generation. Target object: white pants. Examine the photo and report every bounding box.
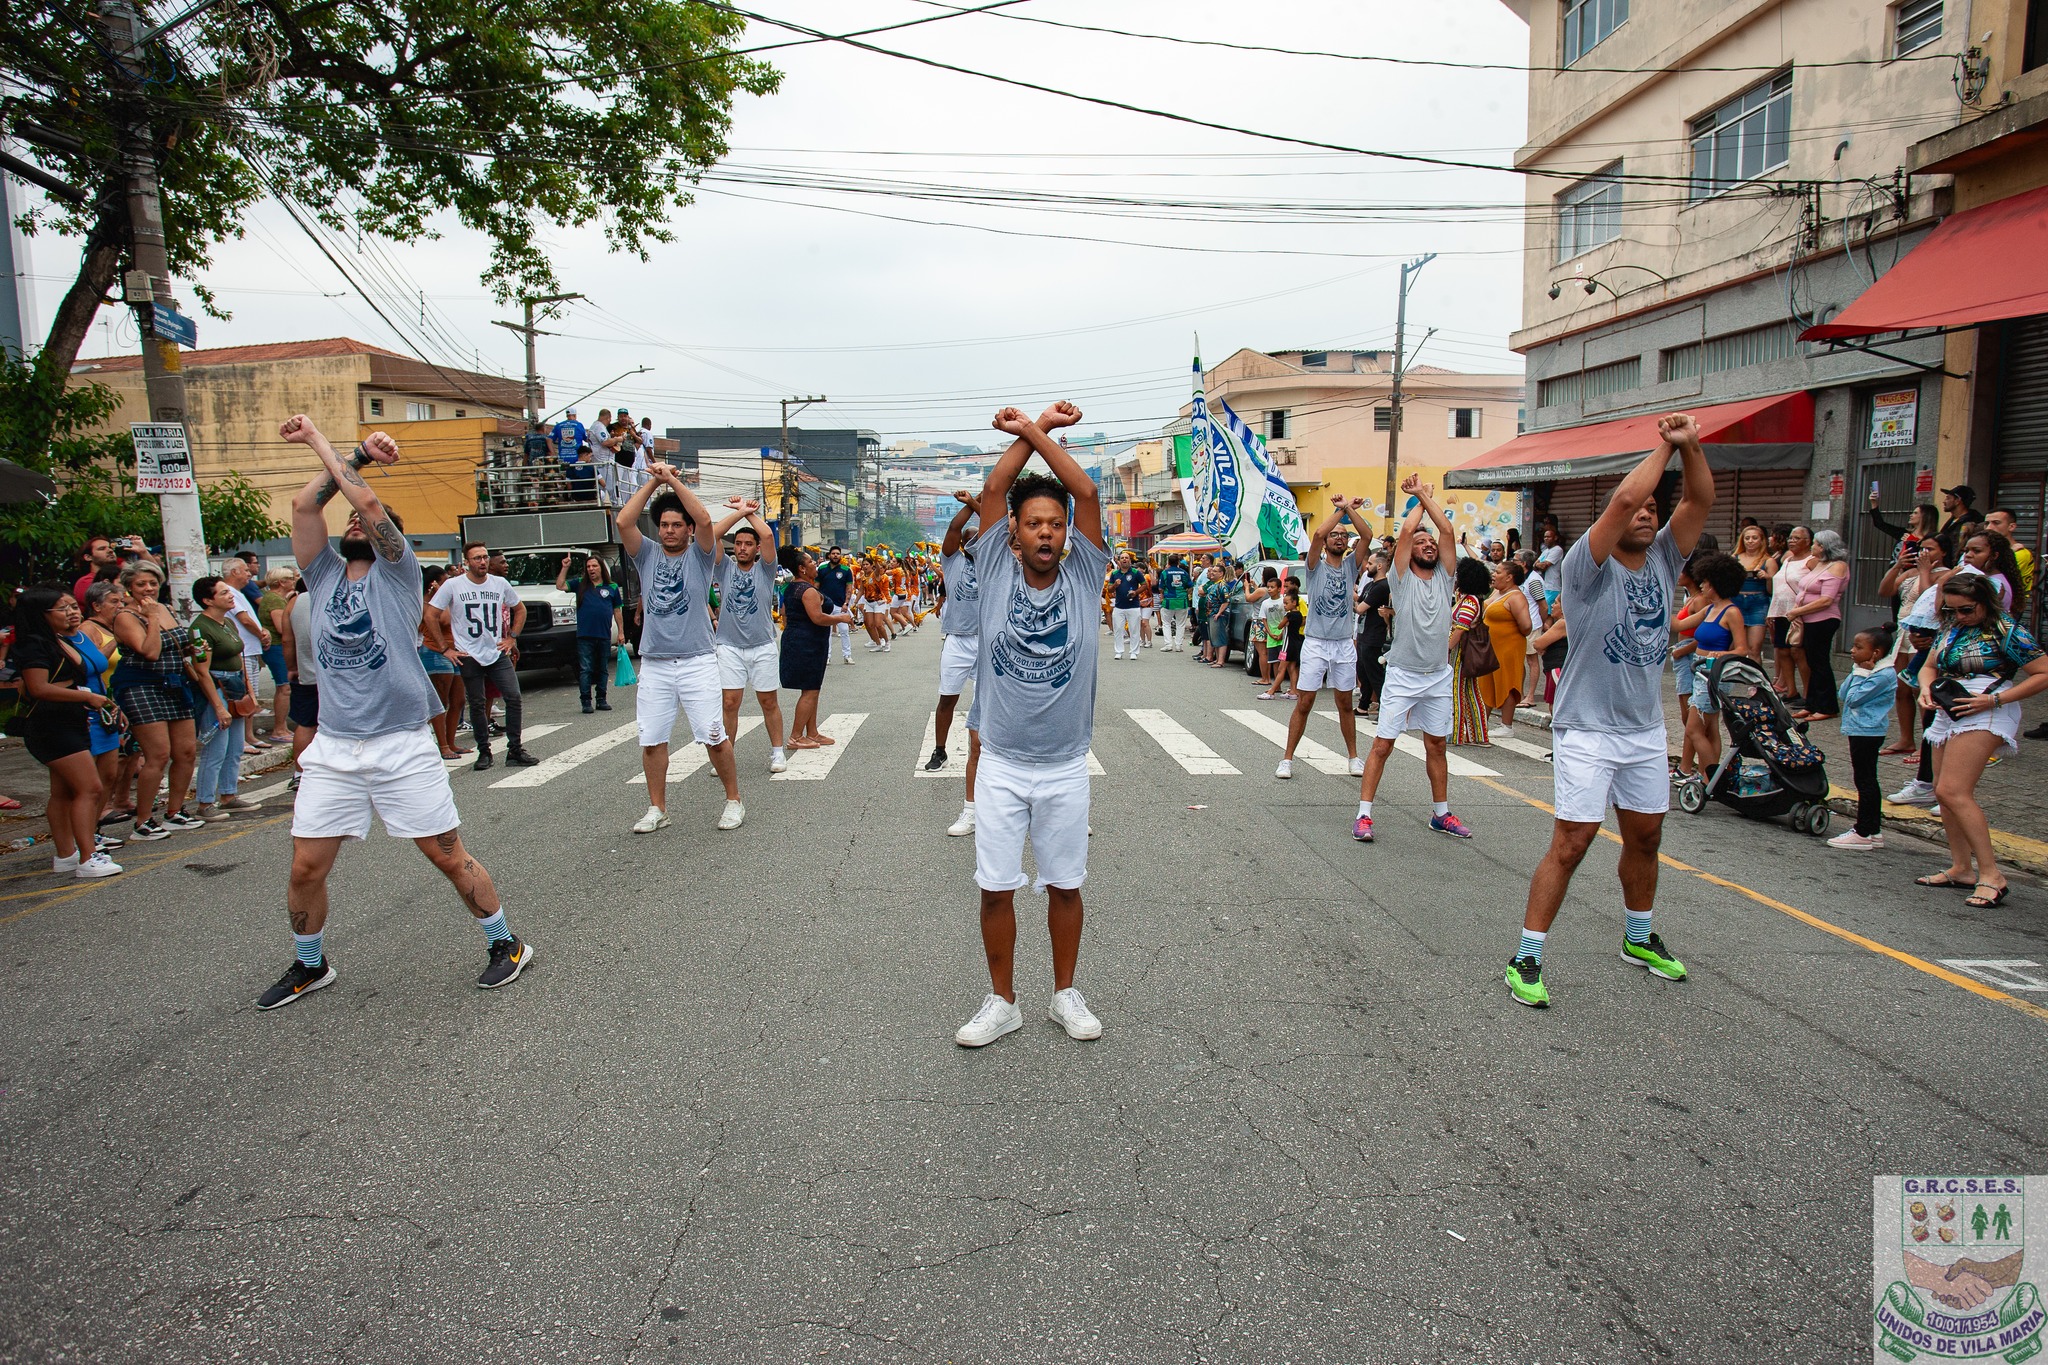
[1112,607,1142,656]
[1551,726,1670,823]
[636,653,727,748]
[974,751,1091,893]
[832,620,852,659]
[292,725,460,841]
[1164,614,1185,650]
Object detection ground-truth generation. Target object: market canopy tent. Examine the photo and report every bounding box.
[1444,392,1814,489]
[1800,183,2048,340]
[1150,531,1225,557]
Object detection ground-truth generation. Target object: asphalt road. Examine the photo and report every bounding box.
[2,624,2043,1364]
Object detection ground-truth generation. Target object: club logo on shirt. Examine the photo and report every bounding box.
[1312,565,1348,622]
[1602,567,1670,669]
[724,569,758,620]
[318,574,387,673]
[951,555,979,606]
[990,580,1074,689]
[647,557,693,619]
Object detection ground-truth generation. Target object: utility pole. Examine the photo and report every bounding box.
[102,0,219,616]
[1382,252,1436,534]
[492,292,582,426]
[778,395,825,548]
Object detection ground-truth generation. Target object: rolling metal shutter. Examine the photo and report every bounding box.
[1995,315,2048,630]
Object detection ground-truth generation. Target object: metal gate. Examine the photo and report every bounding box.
[1850,457,1920,637]
[1994,315,2048,634]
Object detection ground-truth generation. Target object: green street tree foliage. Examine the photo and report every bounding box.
[0,356,285,584]
[5,0,780,375]
[863,514,926,553]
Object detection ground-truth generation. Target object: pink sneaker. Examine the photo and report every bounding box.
[1352,815,1374,843]
[1430,812,1474,839]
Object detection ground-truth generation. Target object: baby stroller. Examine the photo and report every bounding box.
[1675,653,1833,837]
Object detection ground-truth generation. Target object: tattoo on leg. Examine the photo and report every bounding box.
[289,905,312,934]
[435,831,459,854]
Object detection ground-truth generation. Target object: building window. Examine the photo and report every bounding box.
[368,397,384,417]
[1583,357,1641,399]
[1690,71,1792,200]
[1266,409,1289,441]
[1563,0,1628,65]
[1373,405,1398,431]
[1661,344,1702,382]
[454,408,467,418]
[1703,320,1801,373]
[1274,448,1296,466]
[1556,165,1623,263]
[1895,0,1943,55]
[1448,408,1482,438]
[406,401,435,421]
[1536,373,1582,409]
[1299,351,1327,368]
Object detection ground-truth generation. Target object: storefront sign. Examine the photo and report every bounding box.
[1871,390,1919,448]
[131,423,195,494]
[1829,471,1846,497]
[1915,466,1936,495]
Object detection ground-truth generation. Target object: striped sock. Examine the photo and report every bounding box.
[294,931,323,968]
[478,909,514,945]
[1517,929,1546,965]
[1625,908,1653,945]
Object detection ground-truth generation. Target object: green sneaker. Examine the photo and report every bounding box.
[1505,956,1549,1008]
[1621,932,1686,981]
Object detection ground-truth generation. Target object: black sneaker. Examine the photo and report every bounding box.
[287,774,301,793]
[472,751,495,772]
[162,811,206,832]
[924,746,948,771]
[129,818,171,841]
[2029,720,2048,741]
[595,699,611,711]
[581,702,595,714]
[506,749,541,767]
[489,721,506,737]
[256,957,336,1010]
[478,936,533,989]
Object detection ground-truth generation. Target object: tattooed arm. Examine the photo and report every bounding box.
[282,415,406,563]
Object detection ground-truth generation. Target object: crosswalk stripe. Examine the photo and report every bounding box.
[1124,708,1239,775]
[916,710,968,776]
[445,722,567,768]
[1488,732,1553,763]
[774,714,865,780]
[1314,708,1500,777]
[492,721,641,789]
[631,716,761,784]
[1087,750,1106,776]
[1223,709,1350,775]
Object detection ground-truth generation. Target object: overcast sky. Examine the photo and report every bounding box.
[44,0,1532,450]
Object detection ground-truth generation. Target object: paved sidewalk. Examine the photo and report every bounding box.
[0,720,297,842]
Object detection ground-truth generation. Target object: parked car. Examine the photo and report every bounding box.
[1223,558,1304,671]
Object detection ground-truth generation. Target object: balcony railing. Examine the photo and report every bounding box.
[474,460,652,514]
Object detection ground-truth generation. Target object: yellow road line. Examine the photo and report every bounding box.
[0,817,289,925]
[1469,775,2048,1025]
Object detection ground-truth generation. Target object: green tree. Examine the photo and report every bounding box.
[864,515,926,553]
[0,355,286,584]
[4,0,779,374]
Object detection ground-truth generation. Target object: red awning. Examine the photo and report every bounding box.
[1444,391,1813,488]
[1801,183,2048,340]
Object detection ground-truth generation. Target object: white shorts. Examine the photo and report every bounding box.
[1376,664,1453,739]
[1551,725,1670,824]
[715,640,779,693]
[939,633,980,696]
[1925,686,2023,758]
[974,751,1092,893]
[1298,637,1358,693]
[292,725,460,841]
[636,653,727,748]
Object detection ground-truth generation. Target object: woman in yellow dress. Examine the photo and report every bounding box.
[1476,559,1533,730]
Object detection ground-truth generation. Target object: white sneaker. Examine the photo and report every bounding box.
[1827,830,1884,850]
[1349,756,1365,777]
[74,853,123,879]
[1275,758,1293,780]
[1047,987,1102,1040]
[718,799,745,831]
[632,805,671,834]
[947,805,976,837]
[1888,779,1936,806]
[954,993,1023,1048]
[769,749,788,774]
[51,852,80,875]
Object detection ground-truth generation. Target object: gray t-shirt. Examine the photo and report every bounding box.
[940,548,981,637]
[1385,558,1458,676]
[1303,552,1360,641]
[299,543,442,740]
[429,573,520,665]
[632,538,717,660]
[969,519,1111,764]
[289,591,318,686]
[712,556,778,650]
[1552,526,1683,735]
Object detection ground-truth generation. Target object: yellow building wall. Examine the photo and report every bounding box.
[1299,464,1522,546]
[353,418,491,538]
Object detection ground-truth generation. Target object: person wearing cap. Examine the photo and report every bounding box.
[549,408,586,467]
[1937,485,1983,542]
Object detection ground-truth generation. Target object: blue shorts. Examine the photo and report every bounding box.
[1673,652,1696,697]
[88,709,122,757]
[419,646,458,676]
[1690,665,1720,715]
[260,643,288,685]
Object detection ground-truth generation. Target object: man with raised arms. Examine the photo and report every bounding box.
[711,497,787,775]
[257,415,532,1010]
[1506,414,1711,1008]
[1276,496,1373,779]
[929,490,982,836]
[953,401,1111,1049]
[616,462,745,835]
[1352,477,1472,844]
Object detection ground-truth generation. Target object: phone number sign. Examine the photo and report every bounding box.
[131,423,196,494]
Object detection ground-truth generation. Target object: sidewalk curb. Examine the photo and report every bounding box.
[1825,788,2048,878]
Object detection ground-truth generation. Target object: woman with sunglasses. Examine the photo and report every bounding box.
[1912,573,2047,908]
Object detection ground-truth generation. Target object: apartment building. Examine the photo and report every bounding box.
[1167,348,1527,544]
[1465,0,2021,640]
